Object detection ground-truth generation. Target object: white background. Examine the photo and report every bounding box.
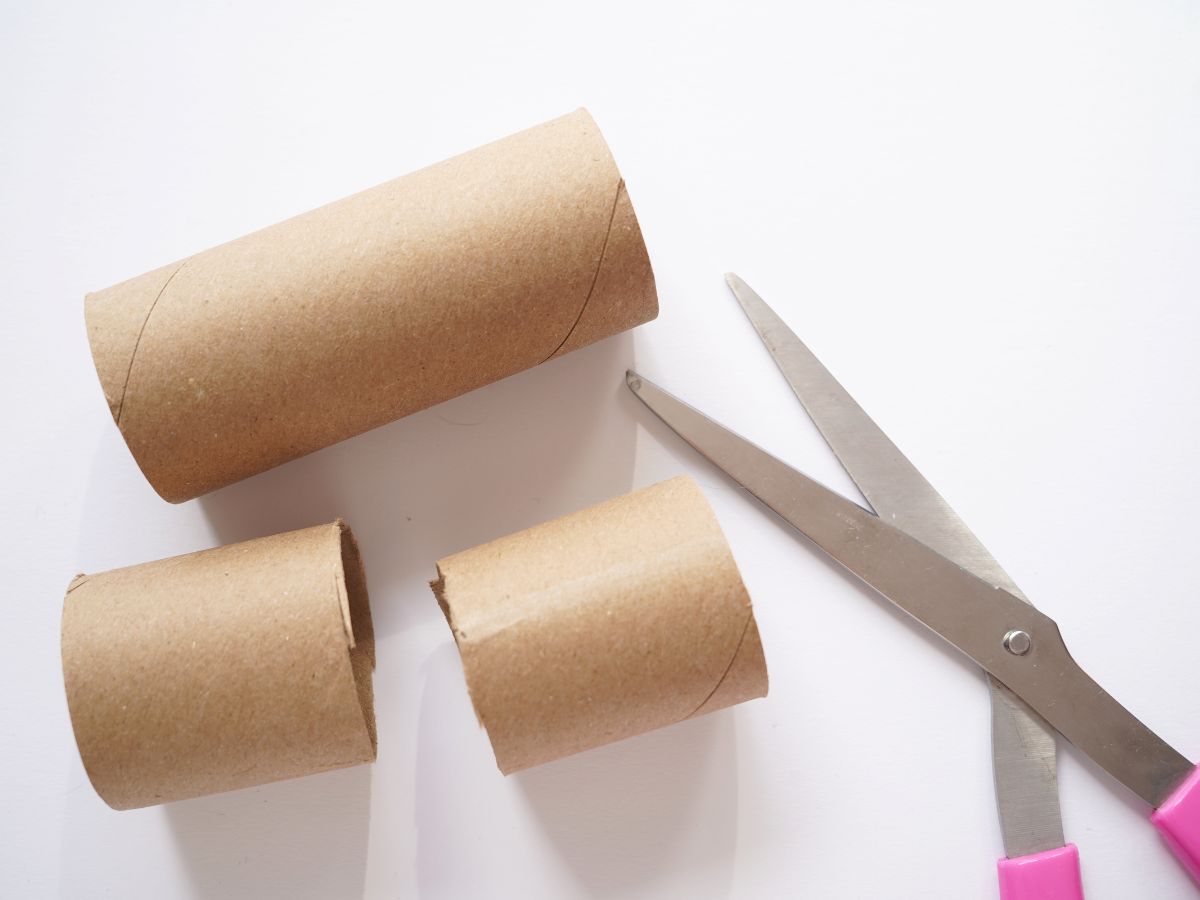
[3,2,1199,897]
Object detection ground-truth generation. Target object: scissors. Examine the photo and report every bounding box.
[626,274,1200,897]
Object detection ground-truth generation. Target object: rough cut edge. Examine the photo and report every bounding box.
[335,520,378,756]
[430,566,488,733]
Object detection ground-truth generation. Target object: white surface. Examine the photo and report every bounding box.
[2,2,1199,897]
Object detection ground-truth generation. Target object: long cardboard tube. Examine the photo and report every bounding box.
[432,476,768,774]
[61,521,376,809]
[85,108,658,502]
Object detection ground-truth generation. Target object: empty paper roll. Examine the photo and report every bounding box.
[61,521,376,809]
[86,108,658,502]
[432,476,768,773]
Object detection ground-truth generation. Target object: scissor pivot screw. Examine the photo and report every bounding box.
[1003,629,1032,655]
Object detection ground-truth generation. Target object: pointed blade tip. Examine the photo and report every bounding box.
[724,273,757,312]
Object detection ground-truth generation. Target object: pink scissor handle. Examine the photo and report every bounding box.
[1153,764,1200,884]
[997,844,1084,900]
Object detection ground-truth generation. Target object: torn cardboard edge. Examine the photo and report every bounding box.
[430,571,485,731]
[62,520,376,809]
[432,475,768,774]
[337,521,378,755]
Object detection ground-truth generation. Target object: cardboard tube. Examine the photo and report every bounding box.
[432,476,768,774]
[61,521,376,809]
[85,108,658,502]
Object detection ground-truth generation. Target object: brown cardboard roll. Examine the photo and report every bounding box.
[432,476,768,774]
[61,521,376,809]
[86,108,658,502]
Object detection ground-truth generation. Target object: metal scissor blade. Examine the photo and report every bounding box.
[725,273,1065,856]
[626,370,1193,807]
[725,273,1018,591]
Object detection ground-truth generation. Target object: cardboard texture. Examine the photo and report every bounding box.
[84,108,657,502]
[432,476,768,774]
[61,521,376,810]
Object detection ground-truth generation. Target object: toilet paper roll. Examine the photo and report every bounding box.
[432,476,768,773]
[61,521,376,809]
[86,108,657,501]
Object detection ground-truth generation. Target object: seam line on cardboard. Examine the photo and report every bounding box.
[683,611,753,721]
[115,258,191,426]
[541,179,623,362]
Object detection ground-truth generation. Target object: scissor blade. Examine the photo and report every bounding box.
[726,273,1064,856]
[626,370,1193,807]
[725,273,1019,591]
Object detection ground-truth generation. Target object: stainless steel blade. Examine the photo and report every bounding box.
[627,371,1194,807]
[725,273,1064,856]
